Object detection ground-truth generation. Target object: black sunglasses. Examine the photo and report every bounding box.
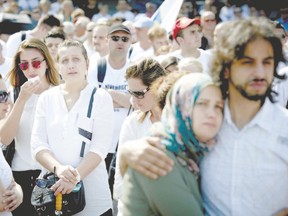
[127,87,149,99]
[0,91,10,103]
[110,35,130,42]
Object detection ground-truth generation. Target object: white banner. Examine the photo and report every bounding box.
[151,0,184,33]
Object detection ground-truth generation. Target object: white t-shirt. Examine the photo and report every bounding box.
[88,56,131,153]
[129,42,153,62]
[112,11,135,21]
[169,49,213,75]
[6,31,32,58]
[83,41,95,59]
[0,57,12,89]
[31,84,114,215]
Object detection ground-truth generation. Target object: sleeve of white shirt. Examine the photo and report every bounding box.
[89,88,114,160]
[5,32,22,58]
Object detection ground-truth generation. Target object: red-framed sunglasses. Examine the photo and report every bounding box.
[18,59,45,71]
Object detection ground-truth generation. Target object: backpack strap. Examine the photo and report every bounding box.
[21,31,26,42]
[128,46,134,59]
[97,57,107,88]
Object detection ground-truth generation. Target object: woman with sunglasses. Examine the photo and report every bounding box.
[122,73,224,216]
[31,40,115,216]
[0,74,23,216]
[0,38,59,216]
[114,58,166,215]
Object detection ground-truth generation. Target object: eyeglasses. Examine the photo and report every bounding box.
[36,178,82,192]
[127,87,149,99]
[204,19,216,22]
[35,178,53,188]
[0,91,10,103]
[110,35,130,43]
[18,59,45,71]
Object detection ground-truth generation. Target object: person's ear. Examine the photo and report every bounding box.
[176,36,183,44]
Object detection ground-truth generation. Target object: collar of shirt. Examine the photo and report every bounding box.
[223,98,275,134]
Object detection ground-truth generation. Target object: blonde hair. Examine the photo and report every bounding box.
[148,26,167,41]
[178,57,203,73]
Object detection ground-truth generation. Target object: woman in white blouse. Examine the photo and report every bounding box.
[114,58,166,215]
[0,75,23,215]
[31,40,115,216]
[0,38,59,216]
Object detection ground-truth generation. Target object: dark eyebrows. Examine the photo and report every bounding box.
[241,55,274,61]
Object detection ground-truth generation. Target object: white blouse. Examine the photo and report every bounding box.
[12,93,41,171]
[31,84,115,216]
[114,111,152,199]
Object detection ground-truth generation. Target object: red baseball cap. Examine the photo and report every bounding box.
[172,17,201,39]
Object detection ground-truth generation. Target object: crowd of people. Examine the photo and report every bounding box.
[0,0,287,216]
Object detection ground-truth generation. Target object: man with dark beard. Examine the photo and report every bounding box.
[201,17,288,215]
[118,17,288,215]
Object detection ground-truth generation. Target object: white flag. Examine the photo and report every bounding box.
[151,0,184,33]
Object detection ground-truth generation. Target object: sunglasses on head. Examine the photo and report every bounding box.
[0,91,10,103]
[18,59,45,71]
[110,35,130,42]
[127,87,149,99]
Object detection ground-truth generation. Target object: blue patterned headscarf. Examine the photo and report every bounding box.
[149,73,215,164]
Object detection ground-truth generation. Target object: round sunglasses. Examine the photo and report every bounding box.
[0,91,10,103]
[18,59,45,71]
[110,35,130,43]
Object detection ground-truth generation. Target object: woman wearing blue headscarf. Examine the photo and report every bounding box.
[121,73,224,216]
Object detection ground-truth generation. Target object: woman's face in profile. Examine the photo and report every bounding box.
[192,85,224,143]
[127,77,155,113]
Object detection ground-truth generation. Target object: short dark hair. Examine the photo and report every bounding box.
[38,15,61,28]
[44,27,66,41]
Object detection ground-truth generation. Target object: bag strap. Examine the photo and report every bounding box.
[80,87,97,157]
[21,31,26,41]
[97,57,107,88]
[87,87,96,117]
